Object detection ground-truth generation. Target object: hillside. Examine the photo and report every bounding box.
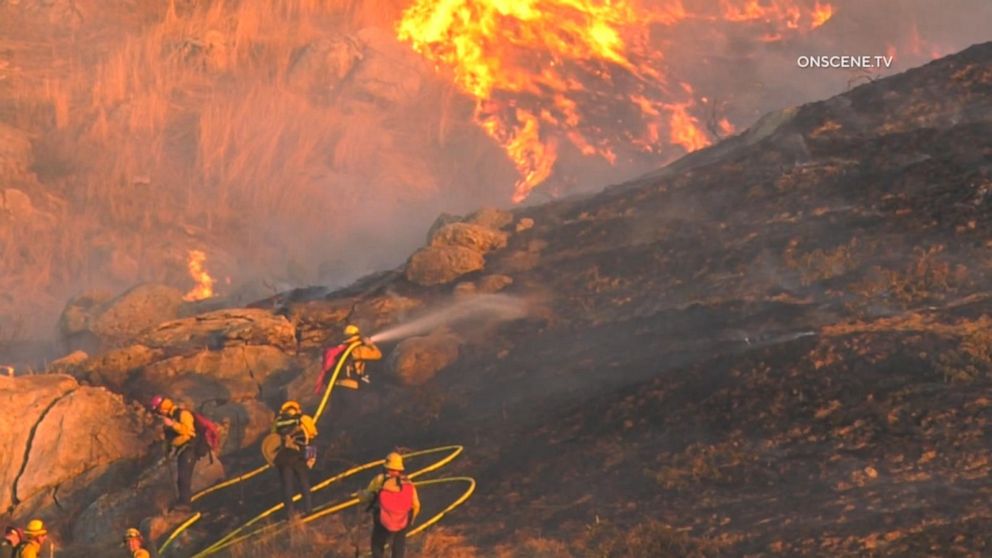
[2,41,991,557]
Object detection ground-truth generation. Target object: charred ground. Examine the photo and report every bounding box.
[320,41,992,556]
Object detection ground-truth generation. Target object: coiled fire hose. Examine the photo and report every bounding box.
[157,342,475,556]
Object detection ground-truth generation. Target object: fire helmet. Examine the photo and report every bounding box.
[384,452,405,471]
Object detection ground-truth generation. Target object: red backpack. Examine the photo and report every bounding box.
[193,412,222,457]
[377,478,416,532]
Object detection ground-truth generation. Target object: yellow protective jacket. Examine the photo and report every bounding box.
[350,342,382,362]
[167,408,197,447]
[359,473,420,520]
[14,540,40,558]
[271,413,317,451]
[132,548,151,558]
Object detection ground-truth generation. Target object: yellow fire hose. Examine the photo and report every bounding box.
[196,476,476,556]
[157,341,475,556]
[191,446,464,556]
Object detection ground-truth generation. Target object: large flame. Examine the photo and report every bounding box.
[182,250,216,302]
[398,0,835,202]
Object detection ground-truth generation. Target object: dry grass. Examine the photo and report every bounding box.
[0,0,501,338]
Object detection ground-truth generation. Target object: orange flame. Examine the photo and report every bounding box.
[398,0,834,202]
[182,249,215,301]
[810,1,833,28]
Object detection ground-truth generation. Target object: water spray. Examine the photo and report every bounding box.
[367,294,529,344]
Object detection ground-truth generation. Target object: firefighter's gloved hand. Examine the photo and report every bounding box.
[163,417,174,427]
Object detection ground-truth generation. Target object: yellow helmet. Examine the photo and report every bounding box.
[24,519,46,537]
[123,527,142,542]
[280,400,301,414]
[384,452,404,471]
[344,324,360,337]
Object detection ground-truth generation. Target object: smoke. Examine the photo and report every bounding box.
[368,294,529,344]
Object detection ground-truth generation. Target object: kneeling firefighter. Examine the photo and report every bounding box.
[264,400,318,518]
[315,324,382,392]
[358,452,420,558]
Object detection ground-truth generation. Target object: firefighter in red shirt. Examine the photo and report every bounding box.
[358,452,420,558]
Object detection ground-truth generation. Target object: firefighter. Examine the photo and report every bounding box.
[316,324,383,391]
[359,452,420,558]
[122,528,150,558]
[2,526,23,558]
[13,520,46,558]
[149,395,206,509]
[272,400,318,519]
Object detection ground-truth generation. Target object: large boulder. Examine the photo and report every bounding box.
[140,308,297,353]
[389,331,461,386]
[430,222,509,253]
[71,455,225,546]
[89,284,186,346]
[71,344,163,390]
[405,246,486,286]
[131,344,296,404]
[202,398,274,454]
[0,374,150,532]
[465,207,514,230]
[57,291,114,353]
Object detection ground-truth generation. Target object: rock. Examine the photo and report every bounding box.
[89,284,185,347]
[389,332,461,386]
[71,455,225,546]
[286,297,357,348]
[73,344,162,390]
[286,36,364,96]
[453,282,476,297]
[430,222,509,253]
[425,212,463,244]
[0,374,150,532]
[515,217,535,232]
[405,246,486,286]
[477,274,514,293]
[0,374,76,512]
[352,27,423,105]
[202,398,274,454]
[57,291,114,353]
[139,308,297,353]
[131,345,296,404]
[49,350,89,372]
[466,207,514,230]
[351,294,423,331]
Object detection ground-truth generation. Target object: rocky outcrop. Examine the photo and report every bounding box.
[455,274,514,297]
[389,331,461,386]
[465,207,514,230]
[405,209,516,286]
[90,284,186,345]
[140,308,296,353]
[72,344,163,390]
[430,222,509,253]
[404,246,487,286]
[58,284,185,351]
[131,344,295,404]
[0,374,149,527]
